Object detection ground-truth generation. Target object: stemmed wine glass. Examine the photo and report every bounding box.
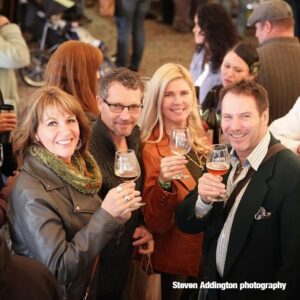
[206,144,230,201]
[114,149,145,207]
[169,127,192,179]
[114,149,141,182]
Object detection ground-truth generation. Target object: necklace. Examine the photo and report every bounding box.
[185,150,205,170]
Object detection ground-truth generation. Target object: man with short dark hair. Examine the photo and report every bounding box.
[176,80,300,300]
[247,0,300,123]
[89,67,153,299]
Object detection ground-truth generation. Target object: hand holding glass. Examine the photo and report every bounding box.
[206,144,230,201]
[169,127,191,179]
[114,149,145,208]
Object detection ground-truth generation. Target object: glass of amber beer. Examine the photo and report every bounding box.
[206,144,230,201]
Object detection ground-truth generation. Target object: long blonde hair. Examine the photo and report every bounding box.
[140,63,209,153]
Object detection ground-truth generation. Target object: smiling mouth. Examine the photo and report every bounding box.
[171,108,185,113]
[230,133,246,139]
[56,139,72,145]
[118,123,131,126]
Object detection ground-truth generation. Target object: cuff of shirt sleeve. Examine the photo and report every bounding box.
[195,195,213,218]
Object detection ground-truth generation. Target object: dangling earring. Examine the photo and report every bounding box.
[30,144,40,156]
[76,138,82,151]
[250,61,261,77]
[30,137,41,156]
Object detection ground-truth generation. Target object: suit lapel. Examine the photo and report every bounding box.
[223,156,275,277]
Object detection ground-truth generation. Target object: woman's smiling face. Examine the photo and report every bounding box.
[162,78,193,132]
[35,105,80,163]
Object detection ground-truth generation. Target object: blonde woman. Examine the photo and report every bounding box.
[140,63,210,300]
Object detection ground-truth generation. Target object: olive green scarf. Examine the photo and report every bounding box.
[29,145,102,194]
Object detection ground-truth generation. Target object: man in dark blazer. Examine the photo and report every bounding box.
[176,80,300,300]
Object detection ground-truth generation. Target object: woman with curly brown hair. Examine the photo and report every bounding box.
[190,2,238,104]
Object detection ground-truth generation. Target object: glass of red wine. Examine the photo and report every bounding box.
[206,144,230,201]
[114,149,141,182]
[114,149,145,208]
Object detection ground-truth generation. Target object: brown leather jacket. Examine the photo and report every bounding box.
[8,154,122,300]
[141,128,203,277]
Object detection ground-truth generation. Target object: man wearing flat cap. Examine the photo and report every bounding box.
[247,0,300,123]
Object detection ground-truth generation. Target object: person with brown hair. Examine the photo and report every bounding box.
[177,80,300,300]
[44,40,103,122]
[201,42,260,112]
[8,86,142,299]
[190,3,237,104]
[89,67,154,299]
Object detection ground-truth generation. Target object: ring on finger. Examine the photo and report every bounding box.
[116,185,122,193]
[124,195,130,202]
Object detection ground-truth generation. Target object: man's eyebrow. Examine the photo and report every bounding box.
[221,111,252,116]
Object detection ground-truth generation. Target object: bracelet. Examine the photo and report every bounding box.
[158,178,171,190]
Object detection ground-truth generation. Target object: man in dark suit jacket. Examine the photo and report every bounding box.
[176,80,300,300]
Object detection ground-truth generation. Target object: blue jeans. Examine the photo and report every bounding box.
[115,0,151,70]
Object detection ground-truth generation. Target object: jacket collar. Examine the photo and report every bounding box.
[223,135,282,277]
[22,155,101,213]
[22,155,65,191]
[259,36,300,48]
